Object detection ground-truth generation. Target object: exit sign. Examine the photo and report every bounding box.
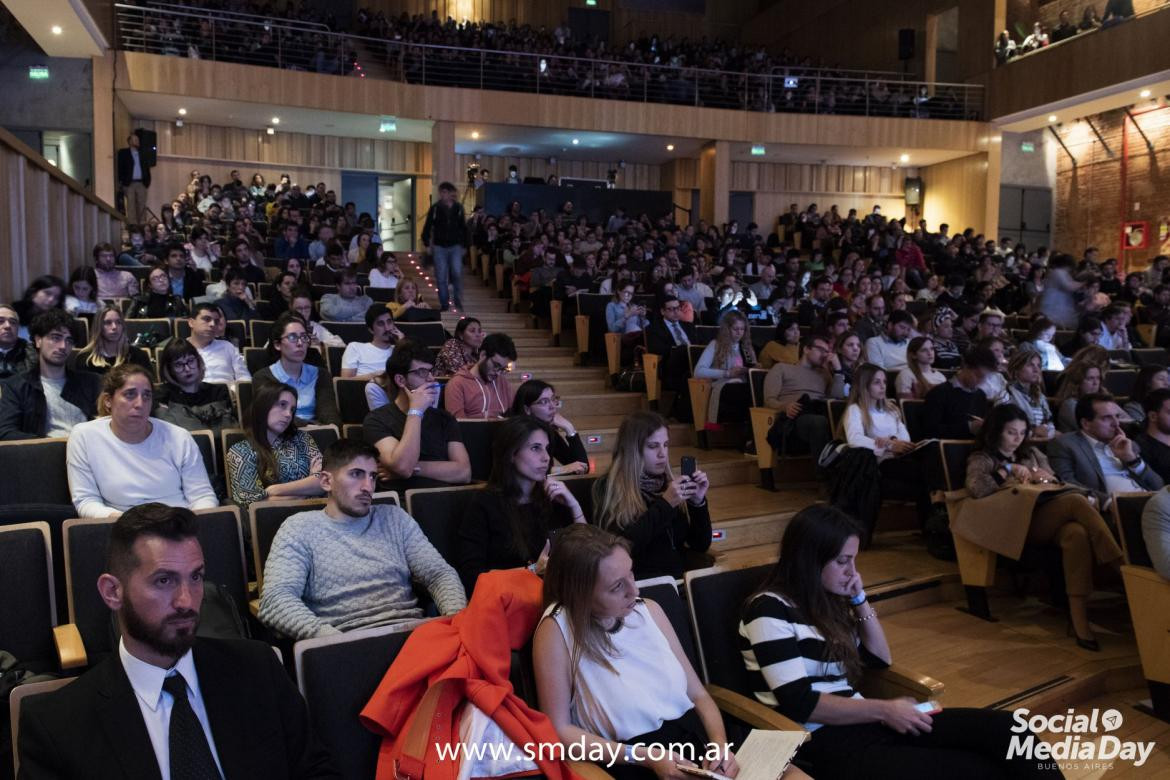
[750,145,766,156]
[1020,141,1035,153]
[28,66,49,80]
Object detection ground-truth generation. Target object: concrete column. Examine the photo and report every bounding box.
[430,120,457,200]
[92,52,116,205]
[698,140,730,227]
[984,135,1003,243]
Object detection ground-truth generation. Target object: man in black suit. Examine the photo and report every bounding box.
[645,295,696,421]
[116,133,152,226]
[18,503,337,779]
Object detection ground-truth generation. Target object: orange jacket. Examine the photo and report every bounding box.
[360,568,578,780]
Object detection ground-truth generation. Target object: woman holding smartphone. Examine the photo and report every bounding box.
[455,416,586,594]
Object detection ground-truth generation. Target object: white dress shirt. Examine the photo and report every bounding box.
[119,640,225,780]
[196,339,251,384]
[1083,432,1146,494]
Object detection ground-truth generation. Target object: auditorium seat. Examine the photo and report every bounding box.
[1111,492,1170,721]
[325,345,346,376]
[335,377,372,424]
[9,678,76,778]
[1104,369,1138,397]
[457,419,503,481]
[559,474,599,523]
[189,428,217,479]
[320,321,368,344]
[573,293,612,366]
[395,322,448,348]
[124,317,173,345]
[405,485,482,565]
[900,398,927,441]
[249,319,274,348]
[683,565,944,703]
[235,380,253,421]
[244,346,269,375]
[936,439,998,619]
[1131,348,1168,368]
[0,522,83,672]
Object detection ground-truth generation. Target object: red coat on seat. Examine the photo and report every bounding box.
[360,568,579,780]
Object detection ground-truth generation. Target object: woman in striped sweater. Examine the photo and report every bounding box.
[738,505,1061,779]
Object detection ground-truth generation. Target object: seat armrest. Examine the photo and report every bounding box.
[706,684,807,733]
[53,624,87,670]
[858,665,945,702]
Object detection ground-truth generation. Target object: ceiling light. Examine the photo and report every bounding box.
[899,153,910,163]
[175,119,184,127]
[266,126,275,135]
[1048,115,1058,123]
[178,108,187,116]
[571,138,580,145]
[50,25,62,35]
[666,144,675,151]
[271,117,280,125]
[471,130,479,139]
[1140,89,1152,98]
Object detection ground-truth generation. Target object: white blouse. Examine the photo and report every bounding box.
[843,403,910,461]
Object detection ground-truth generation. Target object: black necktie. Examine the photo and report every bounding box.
[670,321,688,345]
[163,672,221,780]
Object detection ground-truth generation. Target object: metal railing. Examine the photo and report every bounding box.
[114,3,984,120]
[996,2,1170,66]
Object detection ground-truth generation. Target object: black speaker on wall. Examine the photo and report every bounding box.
[898,28,916,61]
[904,177,922,206]
[134,128,158,168]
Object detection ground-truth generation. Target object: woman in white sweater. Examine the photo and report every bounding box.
[66,363,218,518]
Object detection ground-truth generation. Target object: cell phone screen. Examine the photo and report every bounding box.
[681,456,697,477]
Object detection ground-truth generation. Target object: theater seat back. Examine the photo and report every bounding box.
[1112,492,1155,568]
[684,565,771,691]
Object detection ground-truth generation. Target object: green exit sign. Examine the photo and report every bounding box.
[750,145,766,156]
[28,66,49,80]
[585,0,597,5]
[1020,141,1035,153]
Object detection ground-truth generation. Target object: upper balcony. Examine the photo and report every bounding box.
[114,2,984,124]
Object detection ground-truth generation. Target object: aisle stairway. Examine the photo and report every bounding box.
[402,256,1157,739]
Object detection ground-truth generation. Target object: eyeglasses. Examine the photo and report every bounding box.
[532,396,562,409]
[282,333,310,344]
[486,359,512,373]
[171,357,200,370]
[407,366,435,379]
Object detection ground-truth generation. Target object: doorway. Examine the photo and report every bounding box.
[998,185,1052,249]
[378,175,415,252]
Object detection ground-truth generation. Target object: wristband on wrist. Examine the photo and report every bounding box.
[850,591,868,606]
[407,408,425,418]
[623,744,638,765]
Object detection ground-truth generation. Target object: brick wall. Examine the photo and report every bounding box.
[1053,105,1170,271]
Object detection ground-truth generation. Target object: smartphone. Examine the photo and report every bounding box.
[915,700,942,715]
[429,382,442,409]
[678,766,731,780]
[681,456,697,477]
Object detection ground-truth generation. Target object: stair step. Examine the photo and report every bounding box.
[574,420,694,452]
[560,393,644,417]
[589,448,756,488]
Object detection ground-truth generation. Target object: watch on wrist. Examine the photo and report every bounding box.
[1123,456,1142,468]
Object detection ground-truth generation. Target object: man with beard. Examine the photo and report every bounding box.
[0,309,100,439]
[18,503,338,778]
[443,333,517,419]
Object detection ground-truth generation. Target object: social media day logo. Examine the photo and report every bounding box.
[1009,708,1156,770]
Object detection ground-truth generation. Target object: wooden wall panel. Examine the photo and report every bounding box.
[920,153,989,235]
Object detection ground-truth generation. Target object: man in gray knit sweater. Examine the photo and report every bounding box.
[258,440,467,639]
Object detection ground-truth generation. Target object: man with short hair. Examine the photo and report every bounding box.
[421,181,468,311]
[865,310,914,373]
[308,224,335,267]
[94,242,140,299]
[362,340,471,490]
[922,345,998,439]
[118,225,151,267]
[310,243,349,286]
[762,332,843,459]
[976,308,1006,340]
[163,241,207,299]
[0,303,33,378]
[748,264,777,303]
[340,305,401,380]
[259,440,466,640]
[797,276,834,328]
[1048,393,1164,509]
[319,268,374,322]
[228,238,267,284]
[116,132,151,225]
[214,268,260,322]
[18,503,338,777]
[1135,387,1170,483]
[1098,304,1132,350]
[853,293,888,343]
[0,309,100,439]
[444,333,517,419]
[275,222,310,263]
[187,303,250,384]
[674,266,710,318]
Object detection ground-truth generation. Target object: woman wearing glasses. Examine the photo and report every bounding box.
[154,339,238,437]
[252,313,340,426]
[509,379,589,476]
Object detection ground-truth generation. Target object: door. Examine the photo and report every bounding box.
[998,185,1051,249]
[729,192,754,231]
[378,175,415,252]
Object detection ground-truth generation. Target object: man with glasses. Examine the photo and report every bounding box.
[0,309,100,439]
[362,340,471,491]
[444,333,518,420]
[762,332,843,462]
[645,294,696,421]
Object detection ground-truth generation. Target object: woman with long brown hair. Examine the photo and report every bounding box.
[740,505,1059,779]
[1054,359,1104,432]
[593,410,711,579]
[70,305,153,377]
[894,336,944,400]
[693,310,757,426]
[1003,348,1054,439]
[225,380,325,508]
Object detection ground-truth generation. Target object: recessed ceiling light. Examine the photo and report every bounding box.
[271,117,280,125]
[471,130,479,139]
[50,25,62,35]
[899,153,910,163]
[266,126,275,135]
[1140,89,1152,98]
[666,144,675,151]
[571,138,580,145]
[1048,115,1058,123]
[178,108,187,116]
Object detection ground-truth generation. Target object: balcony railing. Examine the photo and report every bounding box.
[997,2,1170,66]
[114,3,984,121]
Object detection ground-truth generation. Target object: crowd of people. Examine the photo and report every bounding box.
[120,0,975,119]
[995,0,1137,64]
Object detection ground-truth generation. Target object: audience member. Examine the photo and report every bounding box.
[1135,388,1170,484]
[593,410,711,579]
[0,309,100,439]
[128,265,189,318]
[153,339,238,436]
[187,303,251,384]
[1054,359,1103,432]
[607,283,650,365]
[290,289,346,348]
[693,311,756,426]
[1048,393,1164,509]
[213,267,262,323]
[444,332,517,419]
[67,364,218,518]
[368,250,402,289]
[1141,485,1170,579]
[71,305,153,377]
[831,330,863,397]
[433,316,484,376]
[0,303,33,378]
[895,336,944,400]
[1122,365,1169,427]
[340,305,401,380]
[226,381,325,508]
[253,313,340,426]
[739,504,1059,778]
[643,294,695,420]
[387,279,433,321]
[921,345,998,439]
[13,275,66,338]
[362,340,471,490]
[853,294,887,343]
[864,310,913,373]
[421,181,468,311]
[17,502,337,778]
[509,379,590,476]
[258,439,466,639]
[320,267,374,322]
[1002,348,1054,438]
[64,266,99,316]
[455,416,586,593]
[1026,315,1066,370]
[764,332,841,459]
[93,242,139,299]
[758,315,801,369]
[162,241,207,299]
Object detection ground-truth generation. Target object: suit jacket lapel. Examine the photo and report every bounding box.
[94,656,164,780]
[1076,433,1107,491]
[194,641,248,776]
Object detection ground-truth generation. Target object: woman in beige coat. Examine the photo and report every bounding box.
[962,403,1123,651]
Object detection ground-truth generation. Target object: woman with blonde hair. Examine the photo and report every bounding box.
[70,305,153,377]
[592,410,711,579]
[1003,348,1054,438]
[693,311,757,426]
[894,336,944,400]
[387,278,432,320]
[1054,359,1104,432]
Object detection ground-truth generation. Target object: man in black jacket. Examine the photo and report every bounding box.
[0,309,100,439]
[645,295,696,421]
[164,242,207,299]
[921,344,998,440]
[0,303,34,379]
[116,132,152,225]
[421,181,468,312]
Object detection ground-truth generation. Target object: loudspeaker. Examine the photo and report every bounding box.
[134,128,157,168]
[898,28,915,61]
[904,177,922,206]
